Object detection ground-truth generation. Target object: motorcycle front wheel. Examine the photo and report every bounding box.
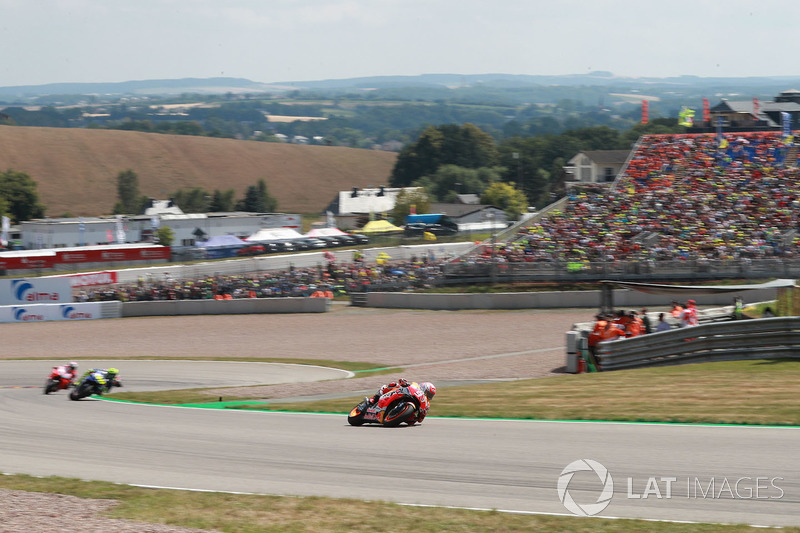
[69,382,90,401]
[44,380,59,395]
[347,402,366,426]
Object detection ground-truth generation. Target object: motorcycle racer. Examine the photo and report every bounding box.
[77,367,122,393]
[368,377,411,405]
[366,378,436,423]
[44,361,80,394]
[53,361,79,381]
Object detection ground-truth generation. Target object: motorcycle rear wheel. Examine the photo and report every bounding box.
[383,401,417,427]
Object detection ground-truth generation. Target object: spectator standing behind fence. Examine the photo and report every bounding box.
[680,299,699,327]
[670,301,684,320]
[640,308,652,334]
[733,297,744,320]
[656,313,671,332]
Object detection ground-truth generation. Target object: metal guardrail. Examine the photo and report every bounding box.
[595,317,800,371]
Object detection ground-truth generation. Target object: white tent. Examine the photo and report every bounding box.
[304,227,348,237]
[245,228,304,242]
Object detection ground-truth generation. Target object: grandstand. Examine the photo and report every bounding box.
[442,130,800,283]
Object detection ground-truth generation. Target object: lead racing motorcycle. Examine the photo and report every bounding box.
[348,381,429,427]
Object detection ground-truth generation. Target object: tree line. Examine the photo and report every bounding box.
[112,170,278,215]
[387,119,682,221]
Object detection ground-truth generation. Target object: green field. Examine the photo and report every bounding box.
[112,359,800,427]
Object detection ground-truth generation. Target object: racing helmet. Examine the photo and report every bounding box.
[398,378,410,387]
[106,367,119,378]
[68,361,78,370]
[420,382,436,400]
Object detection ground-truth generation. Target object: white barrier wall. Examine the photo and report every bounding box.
[361,288,781,310]
[0,301,114,323]
[0,277,73,305]
[0,297,328,323]
[121,297,330,317]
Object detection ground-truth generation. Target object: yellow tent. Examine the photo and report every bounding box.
[359,220,404,234]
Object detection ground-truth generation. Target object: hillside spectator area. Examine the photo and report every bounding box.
[470,131,800,264]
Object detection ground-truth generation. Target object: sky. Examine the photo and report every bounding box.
[2,0,798,87]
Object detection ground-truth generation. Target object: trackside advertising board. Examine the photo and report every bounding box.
[0,302,104,323]
[0,278,73,305]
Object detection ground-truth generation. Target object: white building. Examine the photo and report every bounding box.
[323,186,423,230]
[21,201,301,250]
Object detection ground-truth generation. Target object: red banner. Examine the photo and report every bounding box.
[703,98,710,123]
[0,255,56,271]
[56,247,171,264]
[641,100,649,124]
[0,246,171,271]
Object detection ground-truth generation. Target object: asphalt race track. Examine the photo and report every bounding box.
[1,360,799,527]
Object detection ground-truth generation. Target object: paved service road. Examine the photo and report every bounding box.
[1,361,798,527]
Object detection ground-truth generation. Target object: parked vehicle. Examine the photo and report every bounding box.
[274,241,296,253]
[404,223,458,237]
[291,239,311,251]
[236,244,266,256]
[296,238,327,249]
[351,234,370,244]
[336,235,358,246]
[316,236,341,247]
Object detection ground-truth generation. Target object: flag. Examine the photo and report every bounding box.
[326,210,335,228]
[409,204,417,215]
[641,100,649,124]
[782,112,791,139]
[423,231,437,241]
[702,98,710,123]
[0,215,9,247]
[753,97,759,117]
[678,107,695,127]
[115,215,126,243]
[716,116,724,142]
[79,217,85,246]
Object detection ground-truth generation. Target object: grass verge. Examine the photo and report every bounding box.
[224,360,800,426]
[0,473,788,532]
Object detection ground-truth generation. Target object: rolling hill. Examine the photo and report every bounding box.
[0,126,397,217]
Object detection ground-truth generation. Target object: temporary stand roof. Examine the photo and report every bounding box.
[358,220,403,234]
[245,228,304,242]
[305,228,348,237]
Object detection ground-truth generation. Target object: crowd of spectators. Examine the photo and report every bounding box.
[472,131,800,265]
[78,254,446,302]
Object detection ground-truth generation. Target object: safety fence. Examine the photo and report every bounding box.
[593,317,800,371]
